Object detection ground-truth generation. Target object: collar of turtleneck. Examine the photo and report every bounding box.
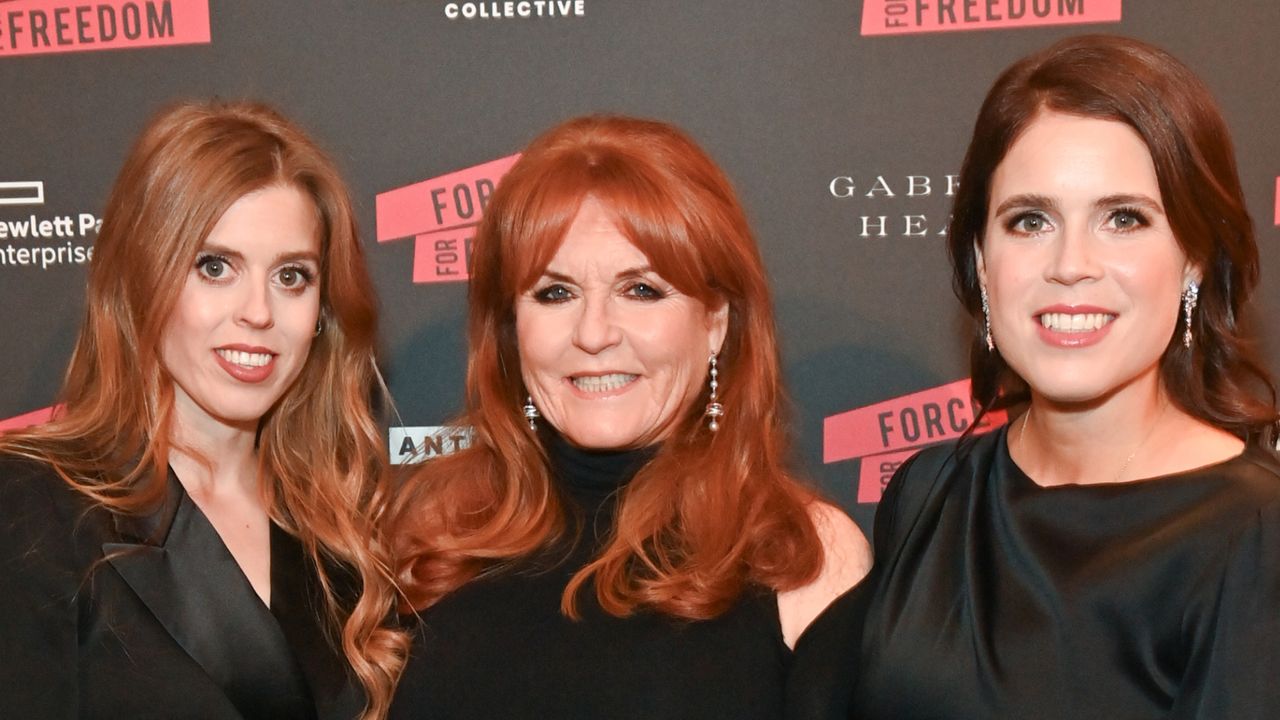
[546,431,659,507]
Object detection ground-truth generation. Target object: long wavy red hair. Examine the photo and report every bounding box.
[0,100,406,719]
[391,115,823,621]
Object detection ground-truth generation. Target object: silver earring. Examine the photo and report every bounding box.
[704,354,724,432]
[980,285,994,352]
[314,319,323,337]
[1182,281,1199,349]
[522,395,540,430]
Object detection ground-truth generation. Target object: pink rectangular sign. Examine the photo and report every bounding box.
[824,377,1006,463]
[376,154,520,242]
[0,0,210,57]
[413,230,473,284]
[0,405,57,432]
[856,447,920,504]
[861,0,1121,36]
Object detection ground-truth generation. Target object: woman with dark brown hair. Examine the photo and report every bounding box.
[384,114,870,719]
[788,35,1280,719]
[0,100,406,719]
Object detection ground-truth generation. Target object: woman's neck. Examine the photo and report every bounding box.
[166,387,273,606]
[168,393,261,501]
[1015,384,1166,486]
[547,431,656,499]
[1011,373,1241,486]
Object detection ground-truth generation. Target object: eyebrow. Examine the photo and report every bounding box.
[1094,193,1164,214]
[536,265,656,283]
[200,243,321,266]
[992,192,1164,216]
[992,194,1057,217]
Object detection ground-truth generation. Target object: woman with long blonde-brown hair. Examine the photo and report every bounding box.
[0,100,406,719]
[385,115,870,719]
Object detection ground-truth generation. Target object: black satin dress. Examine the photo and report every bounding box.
[789,426,1280,720]
[0,457,361,720]
[389,435,791,720]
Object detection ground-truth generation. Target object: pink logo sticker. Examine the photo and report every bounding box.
[0,1,210,57]
[376,154,520,284]
[824,378,1006,503]
[0,405,57,432]
[861,0,1121,36]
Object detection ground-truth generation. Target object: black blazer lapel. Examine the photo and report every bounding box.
[104,469,316,720]
[270,524,365,720]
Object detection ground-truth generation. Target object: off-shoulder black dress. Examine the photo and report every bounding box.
[390,435,791,720]
[788,426,1280,720]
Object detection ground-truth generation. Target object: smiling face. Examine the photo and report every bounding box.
[160,184,322,435]
[978,111,1196,407]
[515,197,729,449]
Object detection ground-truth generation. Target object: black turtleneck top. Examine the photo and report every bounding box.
[388,435,790,719]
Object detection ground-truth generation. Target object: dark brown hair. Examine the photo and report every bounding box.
[389,114,823,621]
[0,100,406,719]
[948,34,1278,440]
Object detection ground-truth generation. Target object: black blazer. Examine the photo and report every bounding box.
[0,457,362,719]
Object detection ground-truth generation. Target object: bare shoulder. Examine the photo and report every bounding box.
[777,500,872,649]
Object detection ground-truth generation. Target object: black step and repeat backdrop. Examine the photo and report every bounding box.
[2,0,1277,530]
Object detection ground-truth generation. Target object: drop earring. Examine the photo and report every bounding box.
[704,354,724,432]
[522,395,540,430]
[980,285,994,352]
[1182,281,1199,349]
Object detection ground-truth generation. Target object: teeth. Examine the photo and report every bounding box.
[1038,313,1114,332]
[572,373,638,393]
[216,349,273,368]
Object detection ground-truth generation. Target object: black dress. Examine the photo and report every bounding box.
[0,457,361,720]
[389,435,791,719]
[788,426,1280,720]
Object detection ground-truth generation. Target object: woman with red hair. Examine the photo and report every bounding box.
[385,114,870,718]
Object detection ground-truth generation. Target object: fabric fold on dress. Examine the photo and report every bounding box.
[788,426,1280,720]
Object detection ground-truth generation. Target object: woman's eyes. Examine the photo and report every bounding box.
[1106,207,1150,232]
[195,254,231,280]
[624,282,665,300]
[533,284,574,303]
[193,254,315,292]
[1007,212,1051,235]
[275,265,315,290]
[1003,207,1151,236]
[530,280,668,303]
